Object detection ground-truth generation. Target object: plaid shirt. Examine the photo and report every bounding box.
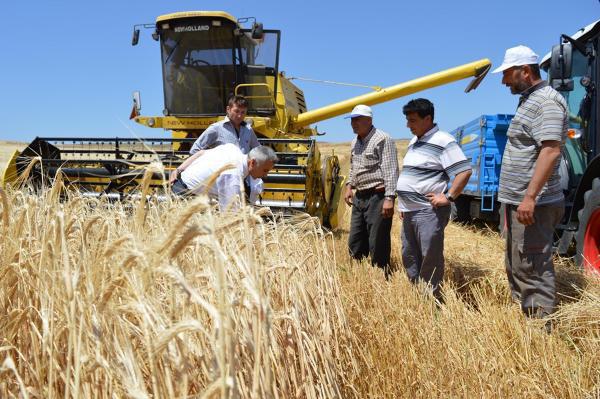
[348,127,399,197]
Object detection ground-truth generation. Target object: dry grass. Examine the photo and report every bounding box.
[0,140,599,398]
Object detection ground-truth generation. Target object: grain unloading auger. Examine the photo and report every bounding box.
[1,11,491,228]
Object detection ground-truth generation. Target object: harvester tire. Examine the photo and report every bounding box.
[321,155,339,206]
[575,177,600,273]
[320,155,341,228]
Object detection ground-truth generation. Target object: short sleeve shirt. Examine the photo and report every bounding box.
[498,83,568,205]
[396,125,471,212]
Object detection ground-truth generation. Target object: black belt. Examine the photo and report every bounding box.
[355,187,385,196]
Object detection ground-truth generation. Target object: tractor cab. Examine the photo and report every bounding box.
[140,12,280,118]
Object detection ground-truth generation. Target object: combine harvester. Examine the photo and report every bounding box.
[1,11,491,228]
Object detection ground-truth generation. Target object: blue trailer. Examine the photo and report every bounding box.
[450,114,513,223]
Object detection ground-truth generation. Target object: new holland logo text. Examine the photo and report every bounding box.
[174,25,209,33]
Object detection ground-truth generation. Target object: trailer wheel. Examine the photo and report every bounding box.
[576,177,600,273]
[450,196,471,223]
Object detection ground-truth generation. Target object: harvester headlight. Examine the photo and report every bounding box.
[148,118,155,127]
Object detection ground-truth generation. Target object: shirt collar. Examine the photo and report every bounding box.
[223,115,247,127]
[358,126,376,144]
[518,81,548,105]
[418,124,439,141]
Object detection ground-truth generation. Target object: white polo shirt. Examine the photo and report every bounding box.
[181,143,249,209]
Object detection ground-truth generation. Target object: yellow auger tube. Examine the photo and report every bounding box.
[290,58,491,129]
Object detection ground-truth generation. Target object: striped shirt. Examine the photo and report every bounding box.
[396,125,471,212]
[348,127,399,197]
[498,82,568,205]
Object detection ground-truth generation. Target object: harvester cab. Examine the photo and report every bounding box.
[2,10,493,230]
[133,13,278,121]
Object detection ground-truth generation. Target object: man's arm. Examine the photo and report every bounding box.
[380,137,399,197]
[189,126,218,155]
[344,142,355,206]
[447,169,472,199]
[517,141,561,225]
[428,141,472,207]
[248,127,260,150]
[169,150,205,184]
[379,137,399,218]
[427,169,472,207]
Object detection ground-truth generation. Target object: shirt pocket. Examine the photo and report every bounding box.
[362,146,380,167]
[508,116,536,150]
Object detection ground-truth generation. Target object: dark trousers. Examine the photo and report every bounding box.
[504,203,564,316]
[401,206,451,299]
[348,191,392,274]
[171,177,191,197]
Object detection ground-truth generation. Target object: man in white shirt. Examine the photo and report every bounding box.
[169,143,277,210]
[397,98,472,299]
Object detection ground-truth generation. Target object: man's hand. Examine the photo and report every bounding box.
[169,169,179,185]
[517,195,536,225]
[344,185,354,206]
[382,198,394,218]
[426,192,449,208]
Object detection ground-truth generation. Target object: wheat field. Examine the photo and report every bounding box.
[0,140,599,398]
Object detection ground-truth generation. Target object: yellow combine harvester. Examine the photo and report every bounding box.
[1,11,491,228]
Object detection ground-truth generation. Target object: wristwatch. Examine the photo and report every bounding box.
[446,193,456,202]
[385,195,396,200]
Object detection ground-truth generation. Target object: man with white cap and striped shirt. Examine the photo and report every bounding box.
[344,104,399,278]
[493,45,568,323]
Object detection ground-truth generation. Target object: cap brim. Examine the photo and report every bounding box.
[344,113,371,119]
[492,62,513,74]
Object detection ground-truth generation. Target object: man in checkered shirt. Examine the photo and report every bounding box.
[344,105,399,278]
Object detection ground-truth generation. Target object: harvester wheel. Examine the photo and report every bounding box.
[321,155,340,206]
[321,155,341,228]
[575,177,600,273]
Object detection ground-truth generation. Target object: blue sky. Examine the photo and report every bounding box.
[1,1,599,143]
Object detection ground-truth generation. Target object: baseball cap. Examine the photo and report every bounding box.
[345,104,373,119]
[492,45,539,73]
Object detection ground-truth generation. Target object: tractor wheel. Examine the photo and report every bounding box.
[575,177,600,273]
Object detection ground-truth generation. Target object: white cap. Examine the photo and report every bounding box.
[345,104,373,119]
[492,45,539,73]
